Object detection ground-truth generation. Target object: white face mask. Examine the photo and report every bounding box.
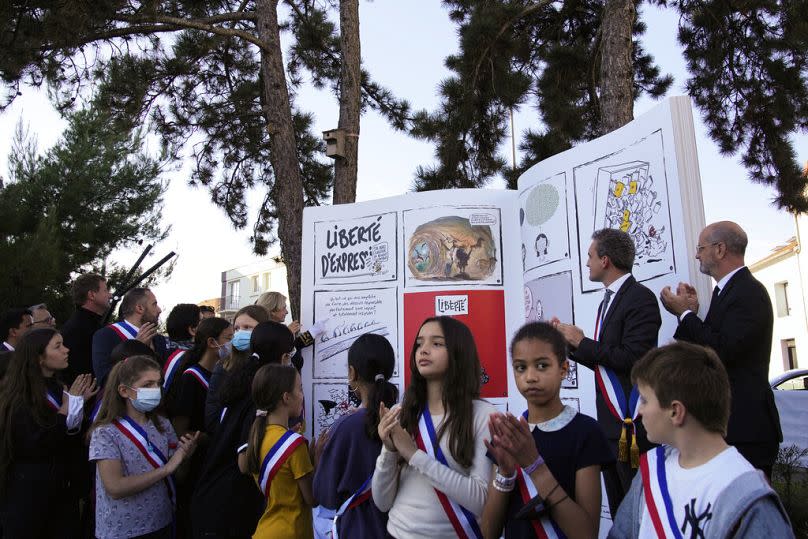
[128,387,162,413]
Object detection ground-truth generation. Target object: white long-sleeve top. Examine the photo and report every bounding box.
[371,399,496,539]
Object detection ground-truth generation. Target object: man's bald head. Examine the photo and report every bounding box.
[703,221,748,256]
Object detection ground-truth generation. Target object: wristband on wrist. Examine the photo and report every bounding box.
[523,454,545,475]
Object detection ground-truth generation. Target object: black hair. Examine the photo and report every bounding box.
[219,321,294,407]
[510,322,568,365]
[0,308,32,341]
[592,228,635,271]
[348,333,398,440]
[246,364,299,474]
[109,340,158,367]
[166,303,202,341]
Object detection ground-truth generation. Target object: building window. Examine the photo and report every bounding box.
[263,272,270,290]
[782,338,798,371]
[774,281,790,317]
[252,275,259,292]
[228,281,240,309]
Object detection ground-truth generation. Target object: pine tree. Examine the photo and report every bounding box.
[0,0,410,317]
[0,106,167,320]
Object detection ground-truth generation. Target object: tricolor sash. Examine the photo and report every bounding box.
[109,321,138,341]
[113,416,176,506]
[257,429,306,498]
[593,300,641,467]
[162,350,186,391]
[331,472,373,539]
[183,365,210,390]
[45,388,62,411]
[639,446,682,539]
[89,393,103,423]
[415,407,483,539]
[515,468,566,539]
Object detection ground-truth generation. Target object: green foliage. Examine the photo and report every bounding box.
[772,444,808,537]
[411,0,672,190]
[0,106,167,320]
[415,0,807,212]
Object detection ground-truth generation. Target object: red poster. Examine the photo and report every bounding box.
[403,290,507,398]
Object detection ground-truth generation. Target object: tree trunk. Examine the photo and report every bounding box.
[332,0,361,205]
[599,0,635,134]
[255,0,304,320]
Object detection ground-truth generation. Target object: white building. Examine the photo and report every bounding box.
[219,257,289,320]
[749,215,808,378]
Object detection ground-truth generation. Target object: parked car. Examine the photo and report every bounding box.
[770,368,808,466]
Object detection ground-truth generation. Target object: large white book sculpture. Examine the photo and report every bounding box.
[300,97,710,524]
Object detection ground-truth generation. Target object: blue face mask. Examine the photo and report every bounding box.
[129,387,161,413]
[216,341,232,360]
[231,330,252,351]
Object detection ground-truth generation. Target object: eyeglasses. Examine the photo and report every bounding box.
[32,316,55,326]
[696,241,722,253]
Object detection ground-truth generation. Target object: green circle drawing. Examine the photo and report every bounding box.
[525,183,559,226]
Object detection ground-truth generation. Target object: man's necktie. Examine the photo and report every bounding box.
[595,288,614,340]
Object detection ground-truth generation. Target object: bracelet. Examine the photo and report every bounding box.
[546,493,569,509]
[523,454,545,475]
[495,469,517,484]
[492,478,515,492]
[543,482,561,501]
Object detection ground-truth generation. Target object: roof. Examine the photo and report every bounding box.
[749,236,798,272]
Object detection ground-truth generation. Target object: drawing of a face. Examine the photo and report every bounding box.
[535,299,544,320]
[414,321,449,380]
[535,233,549,256]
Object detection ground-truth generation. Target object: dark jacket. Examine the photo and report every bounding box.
[674,267,782,446]
[572,275,661,444]
[60,307,103,384]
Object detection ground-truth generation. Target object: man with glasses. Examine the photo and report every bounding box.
[660,221,782,477]
[29,303,56,328]
[0,308,34,351]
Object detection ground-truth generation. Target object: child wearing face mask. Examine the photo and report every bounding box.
[89,355,199,539]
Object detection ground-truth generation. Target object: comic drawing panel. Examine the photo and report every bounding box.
[314,211,397,286]
[561,396,580,412]
[312,382,401,439]
[312,288,398,379]
[518,173,571,272]
[573,130,675,293]
[403,207,503,287]
[523,271,578,389]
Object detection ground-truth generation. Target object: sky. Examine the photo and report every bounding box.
[0,1,804,314]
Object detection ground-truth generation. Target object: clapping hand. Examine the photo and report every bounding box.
[490,413,540,470]
[68,373,99,402]
[484,413,518,476]
[378,403,401,452]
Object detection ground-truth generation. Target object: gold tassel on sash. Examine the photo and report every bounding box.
[618,418,639,468]
[618,419,629,463]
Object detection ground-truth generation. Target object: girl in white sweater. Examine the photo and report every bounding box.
[373,316,495,539]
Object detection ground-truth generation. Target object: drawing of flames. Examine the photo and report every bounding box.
[596,161,667,263]
[407,216,498,281]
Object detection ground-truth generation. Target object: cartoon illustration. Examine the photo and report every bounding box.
[519,173,571,271]
[406,216,498,282]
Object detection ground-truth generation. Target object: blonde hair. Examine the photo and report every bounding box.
[255,292,286,318]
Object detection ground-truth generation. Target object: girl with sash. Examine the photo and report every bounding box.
[190,320,293,539]
[313,333,399,538]
[0,328,97,538]
[89,355,199,539]
[481,322,612,539]
[244,364,315,539]
[373,316,496,539]
[166,317,233,537]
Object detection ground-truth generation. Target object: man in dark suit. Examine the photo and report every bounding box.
[553,228,661,517]
[60,273,112,384]
[661,221,782,477]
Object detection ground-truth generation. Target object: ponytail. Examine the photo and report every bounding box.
[245,364,298,474]
[347,333,397,441]
[365,374,398,441]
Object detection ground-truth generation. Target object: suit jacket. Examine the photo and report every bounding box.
[60,307,103,385]
[674,267,782,446]
[573,275,662,444]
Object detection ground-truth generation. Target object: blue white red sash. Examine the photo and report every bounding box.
[594,366,640,425]
[113,416,176,506]
[515,468,566,539]
[183,365,210,390]
[162,350,186,390]
[89,393,103,423]
[108,321,138,341]
[45,388,62,411]
[639,446,682,539]
[257,429,306,498]
[415,406,483,539]
[331,473,373,539]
